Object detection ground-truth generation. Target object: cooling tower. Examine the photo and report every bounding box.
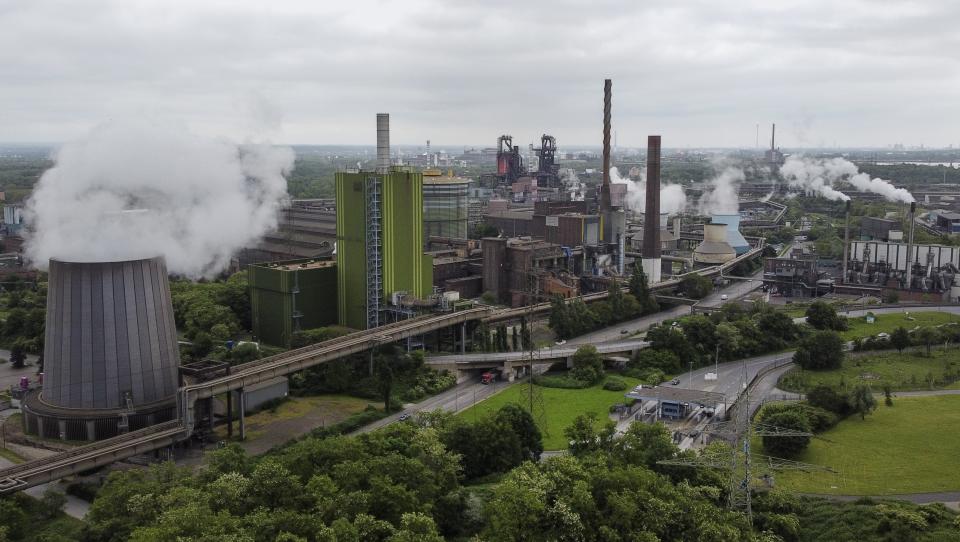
[694,223,736,266]
[21,256,180,441]
[710,214,750,255]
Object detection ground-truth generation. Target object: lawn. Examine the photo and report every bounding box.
[761,395,960,495]
[457,375,643,451]
[778,349,960,392]
[214,394,377,441]
[841,311,960,341]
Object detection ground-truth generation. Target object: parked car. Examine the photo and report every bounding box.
[670,378,680,385]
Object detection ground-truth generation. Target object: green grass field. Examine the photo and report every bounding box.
[841,311,960,341]
[457,376,643,450]
[762,395,960,495]
[778,349,960,392]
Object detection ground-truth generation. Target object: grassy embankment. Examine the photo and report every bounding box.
[762,395,960,495]
[457,376,643,451]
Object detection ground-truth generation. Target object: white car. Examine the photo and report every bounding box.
[720,294,729,301]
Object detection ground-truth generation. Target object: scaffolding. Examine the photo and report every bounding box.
[365,175,383,329]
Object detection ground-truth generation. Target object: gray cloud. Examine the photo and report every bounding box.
[1,0,958,147]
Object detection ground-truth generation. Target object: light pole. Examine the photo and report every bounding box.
[688,361,694,389]
[715,342,719,378]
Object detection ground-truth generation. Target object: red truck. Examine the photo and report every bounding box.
[481,372,497,385]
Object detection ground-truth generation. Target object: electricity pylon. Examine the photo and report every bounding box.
[658,360,832,522]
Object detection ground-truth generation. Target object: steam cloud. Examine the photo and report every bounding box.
[697,166,744,215]
[610,167,687,215]
[25,119,294,278]
[780,156,915,203]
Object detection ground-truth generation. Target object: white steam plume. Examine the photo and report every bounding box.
[610,167,687,215]
[779,156,850,201]
[25,119,293,278]
[781,156,915,203]
[697,166,744,215]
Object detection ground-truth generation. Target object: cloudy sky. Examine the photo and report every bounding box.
[1,0,957,149]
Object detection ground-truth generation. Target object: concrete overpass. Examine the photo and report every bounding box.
[425,339,648,377]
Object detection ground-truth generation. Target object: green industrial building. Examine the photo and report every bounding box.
[248,259,338,347]
[336,167,433,330]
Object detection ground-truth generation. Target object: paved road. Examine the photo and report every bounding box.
[0,410,89,519]
[355,376,519,434]
[425,339,647,366]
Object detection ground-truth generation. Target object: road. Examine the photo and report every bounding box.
[0,410,89,519]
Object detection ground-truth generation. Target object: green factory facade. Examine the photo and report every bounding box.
[248,259,338,347]
[336,168,433,330]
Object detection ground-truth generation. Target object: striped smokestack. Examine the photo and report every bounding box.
[376,113,390,173]
[600,79,612,212]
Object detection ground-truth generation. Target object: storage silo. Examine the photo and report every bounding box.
[20,256,180,441]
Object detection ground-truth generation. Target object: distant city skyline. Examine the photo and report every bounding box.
[1,1,958,148]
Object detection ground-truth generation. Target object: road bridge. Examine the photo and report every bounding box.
[425,339,647,375]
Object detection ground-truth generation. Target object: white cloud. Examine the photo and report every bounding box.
[0,0,958,147]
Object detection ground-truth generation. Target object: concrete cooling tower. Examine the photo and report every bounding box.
[694,223,737,266]
[21,256,180,441]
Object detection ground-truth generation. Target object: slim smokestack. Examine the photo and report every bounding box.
[842,200,851,284]
[642,135,663,283]
[600,79,612,212]
[770,123,776,151]
[905,201,917,289]
[376,113,390,173]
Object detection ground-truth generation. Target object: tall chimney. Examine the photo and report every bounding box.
[642,135,662,283]
[600,79,612,213]
[376,113,390,173]
[905,201,917,289]
[842,200,851,284]
[770,123,776,151]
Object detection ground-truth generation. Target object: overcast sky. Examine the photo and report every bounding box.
[1,0,957,149]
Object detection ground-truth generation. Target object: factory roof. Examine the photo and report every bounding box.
[485,210,534,220]
[937,212,960,221]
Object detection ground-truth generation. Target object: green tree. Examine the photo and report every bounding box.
[759,408,811,457]
[913,326,939,356]
[570,345,604,383]
[630,348,682,374]
[849,384,877,420]
[890,326,911,354]
[9,341,26,369]
[883,384,894,407]
[804,301,848,331]
[806,385,850,415]
[680,274,713,299]
[564,413,615,456]
[628,263,659,315]
[793,330,845,370]
[494,404,543,461]
[376,356,394,413]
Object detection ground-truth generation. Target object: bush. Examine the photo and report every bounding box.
[793,330,845,370]
[534,374,591,389]
[65,480,100,501]
[571,345,604,384]
[806,385,851,416]
[602,377,627,391]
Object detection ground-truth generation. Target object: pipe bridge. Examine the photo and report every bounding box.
[0,307,490,494]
